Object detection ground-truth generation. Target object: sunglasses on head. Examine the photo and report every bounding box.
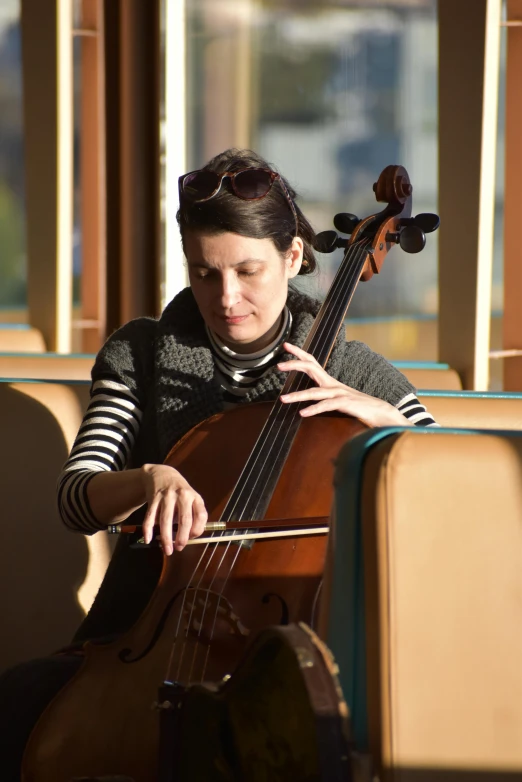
[178,167,299,236]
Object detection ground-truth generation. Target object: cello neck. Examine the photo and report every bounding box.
[283,235,371,395]
[220,237,372,524]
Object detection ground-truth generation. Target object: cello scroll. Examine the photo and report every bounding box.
[316,164,439,280]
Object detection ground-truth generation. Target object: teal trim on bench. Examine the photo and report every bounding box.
[0,351,95,358]
[346,313,437,325]
[330,425,518,750]
[420,390,522,399]
[0,377,91,386]
[0,353,451,370]
[330,427,407,750]
[346,310,503,325]
[392,361,451,370]
[0,323,31,330]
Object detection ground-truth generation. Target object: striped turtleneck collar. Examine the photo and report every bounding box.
[206,308,293,403]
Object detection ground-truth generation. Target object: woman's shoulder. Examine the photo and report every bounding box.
[92,288,203,393]
[97,315,159,360]
[92,316,159,395]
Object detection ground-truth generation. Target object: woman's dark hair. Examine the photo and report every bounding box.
[176,148,317,275]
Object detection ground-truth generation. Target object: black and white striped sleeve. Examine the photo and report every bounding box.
[57,378,143,534]
[396,392,439,427]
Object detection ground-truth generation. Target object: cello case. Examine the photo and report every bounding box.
[158,621,359,782]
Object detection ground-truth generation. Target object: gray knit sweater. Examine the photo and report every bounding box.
[91,286,414,466]
[72,286,414,643]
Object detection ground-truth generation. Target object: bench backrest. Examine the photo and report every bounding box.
[394,362,462,391]
[0,325,46,352]
[419,390,522,430]
[0,380,111,671]
[0,353,95,381]
[326,428,522,778]
[0,353,463,392]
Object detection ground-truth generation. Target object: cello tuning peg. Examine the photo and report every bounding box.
[314,230,348,254]
[413,213,440,234]
[399,225,426,254]
[400,213,440,234]
[333,213,360,235]
[314,230,339,254]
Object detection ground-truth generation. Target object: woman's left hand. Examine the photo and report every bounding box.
[278,342,411,429]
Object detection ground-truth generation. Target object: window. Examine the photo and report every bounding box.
[186,0,438,322]
[0,0,26,322]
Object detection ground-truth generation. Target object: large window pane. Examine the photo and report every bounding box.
[186,0,438,320]
[0,0,26,321]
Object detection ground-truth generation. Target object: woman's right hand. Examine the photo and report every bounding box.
[140,464,208,555]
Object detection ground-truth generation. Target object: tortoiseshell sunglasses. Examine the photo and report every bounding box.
[178,167,298,235]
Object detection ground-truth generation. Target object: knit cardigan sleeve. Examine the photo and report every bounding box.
[56,318,159,535]
[335,339,416,406]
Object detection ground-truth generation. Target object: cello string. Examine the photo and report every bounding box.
[163,532,217,680]
[245,247,371,522]
[187,240,369,648]
[166,233,373,684]
[222,237,371,521]
[222,237,371,520]
[183,529,244,683]
[188,238,373,680]
[164,529,229,682]
[219,238,369,521]
[245,239,373,517]
[169,525,246,681]
[198,533,250,683]
[188,530,246,684]
[189,215,398,680]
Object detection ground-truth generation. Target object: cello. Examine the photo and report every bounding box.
[22,165,439,782]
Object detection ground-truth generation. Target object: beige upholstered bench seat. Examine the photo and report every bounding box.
[326,427,522,780]
[419,390,522,430]
[0,326,46,352]
[0,353,95,381]
[394,363,462,391]
[0,379,109,672]
[0,351,462,390]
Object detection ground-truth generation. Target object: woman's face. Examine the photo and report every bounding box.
[185,231,303,353]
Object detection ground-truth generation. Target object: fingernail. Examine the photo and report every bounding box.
[164,544,173,556]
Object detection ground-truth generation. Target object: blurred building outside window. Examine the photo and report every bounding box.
[184,0,439,362]
[179,0,506,369]
[0,1,504,365]
[0,0,26,323]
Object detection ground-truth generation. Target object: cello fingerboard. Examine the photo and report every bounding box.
[220,238,371,523]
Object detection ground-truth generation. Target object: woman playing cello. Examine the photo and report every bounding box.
[0,148,436,780]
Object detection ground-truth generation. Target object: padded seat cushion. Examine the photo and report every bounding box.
[328,428,522,779]
[0,354,94,381]
[419,393,522,430]
[398,367,462,391]
[0,381,109,671]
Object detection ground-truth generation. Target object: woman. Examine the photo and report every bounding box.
[0,148,435,778]
[60,147,434,560]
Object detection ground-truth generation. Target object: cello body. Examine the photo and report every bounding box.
[22,403,366,782]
